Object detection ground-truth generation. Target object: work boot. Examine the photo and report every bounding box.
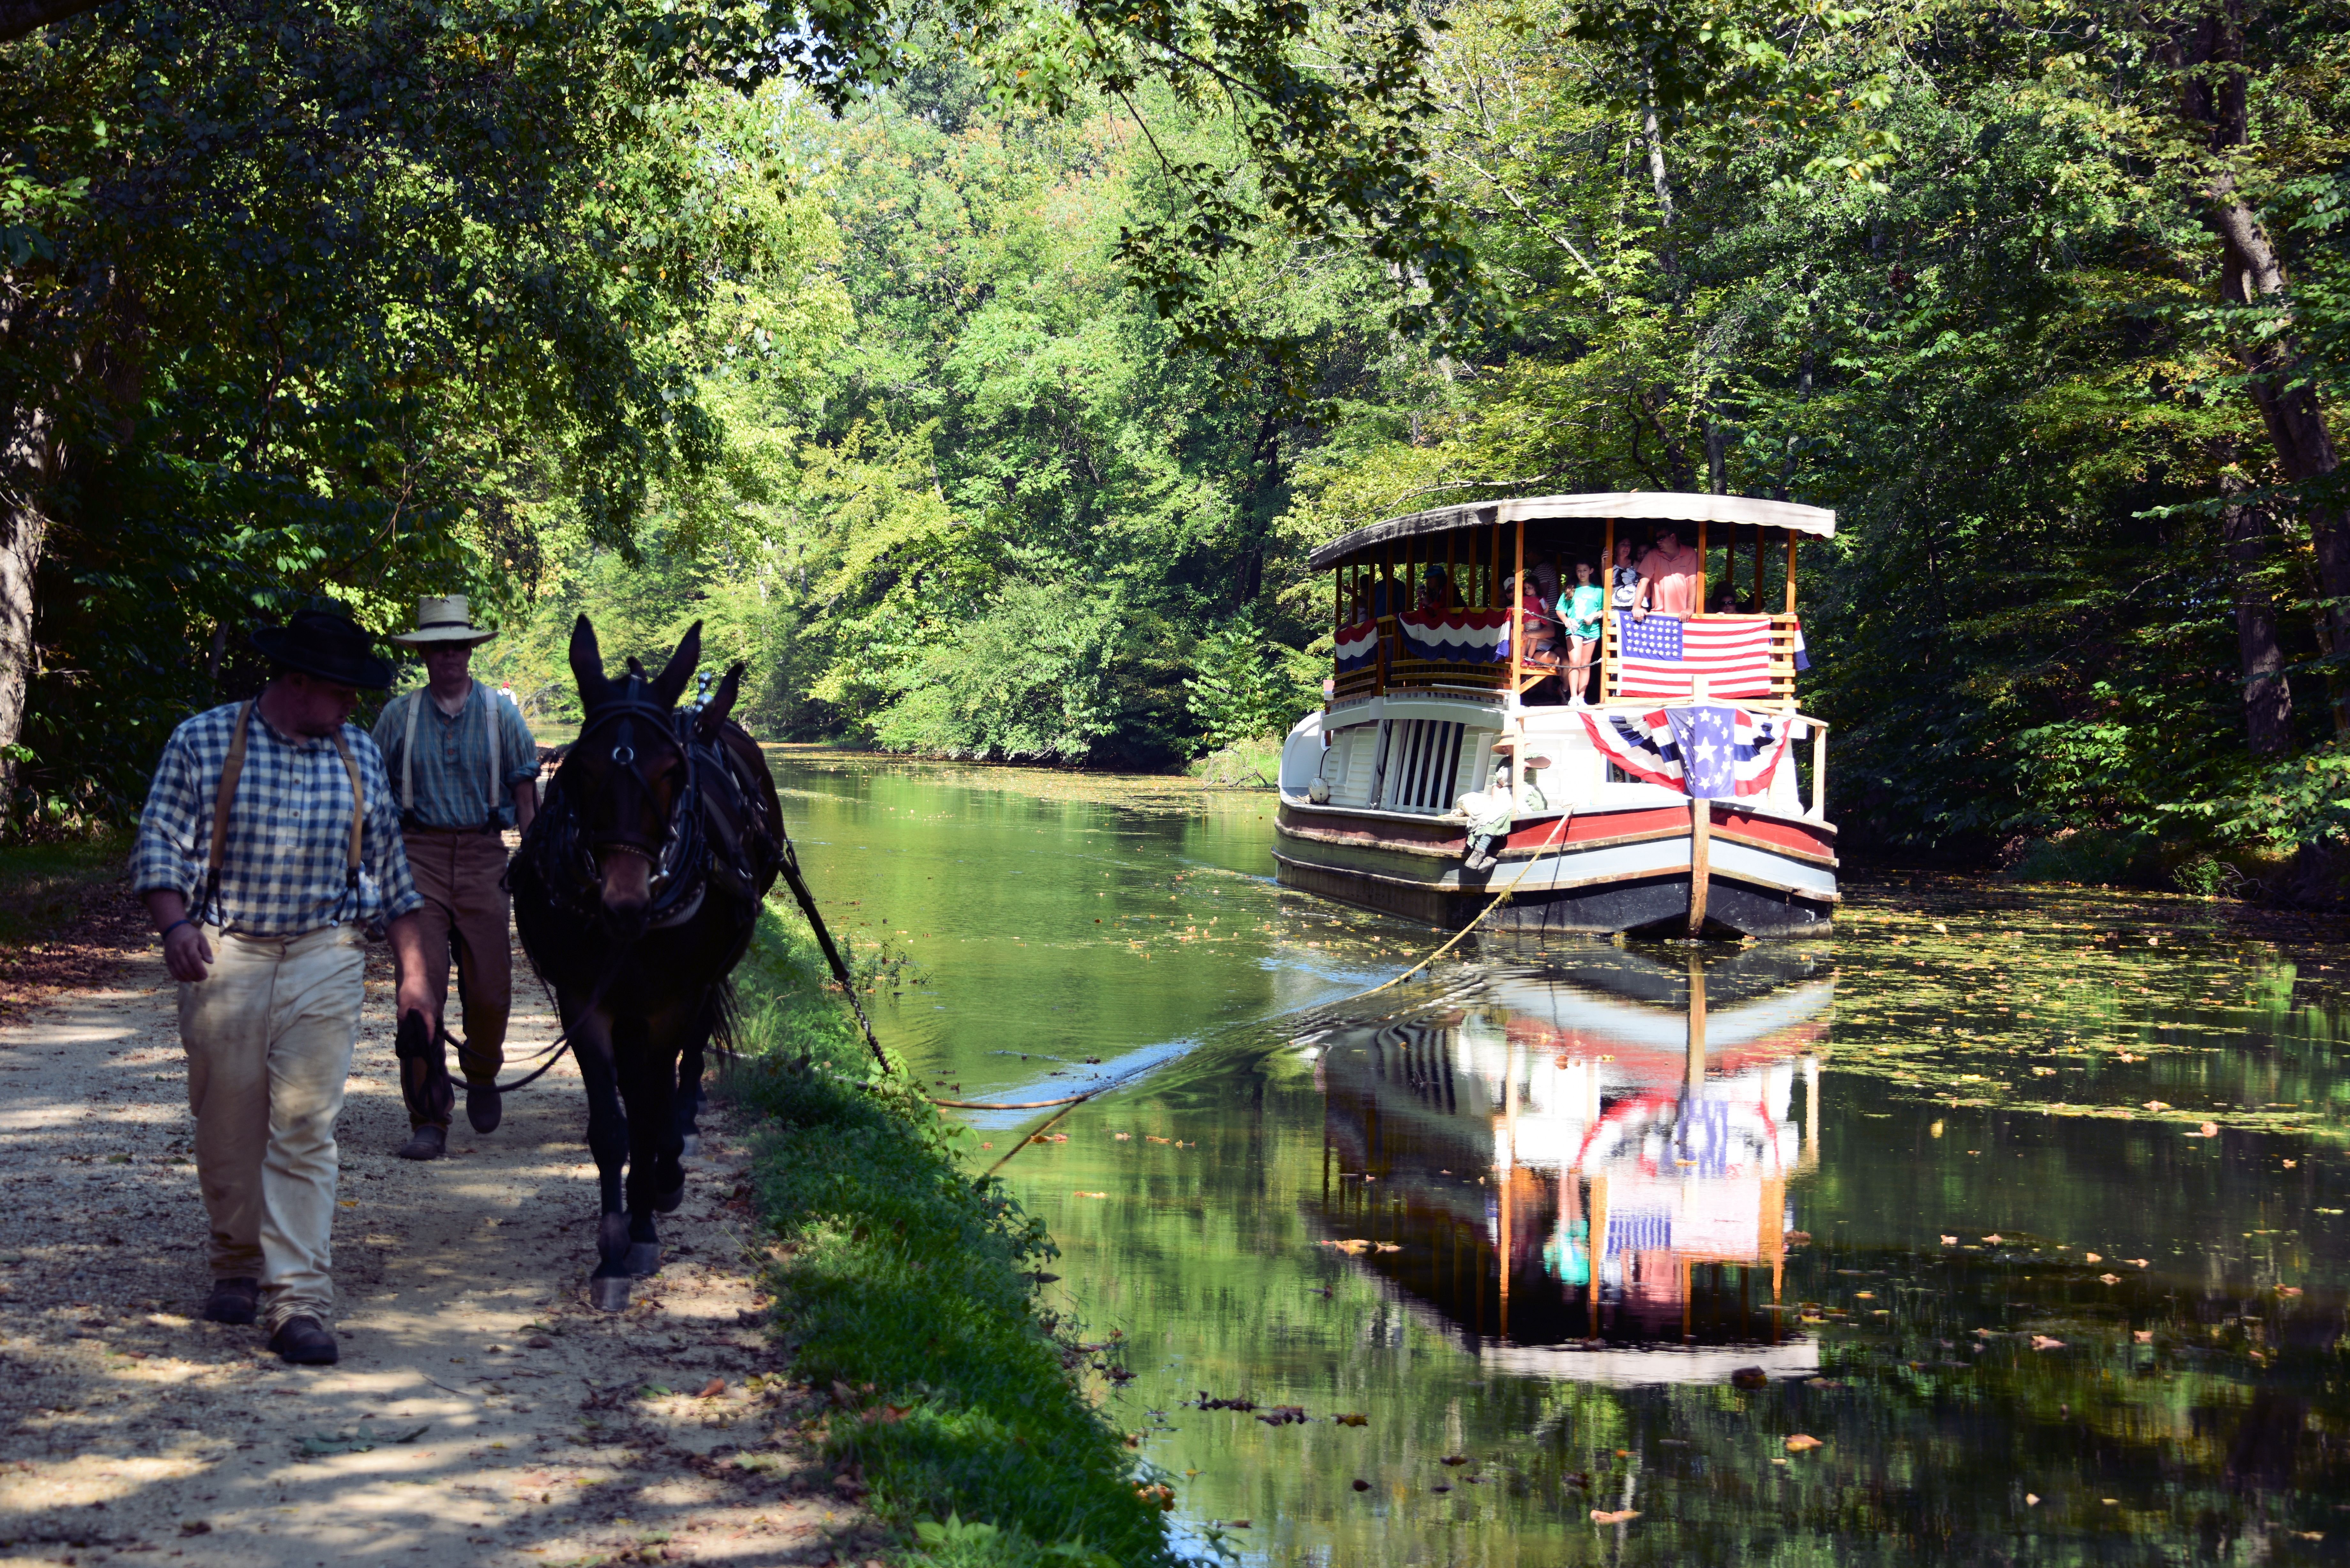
[202,1277,259,1325]
[396,1123,447,1161]
[466,1080,502,1135]
[268,1315,339,1366]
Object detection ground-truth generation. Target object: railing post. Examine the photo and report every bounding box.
[1810,721,1828,821]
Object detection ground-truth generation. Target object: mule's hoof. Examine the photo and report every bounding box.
[625,1242,661,1278]
[652,1180,686,1215]
[678,1134,701,1160]
[588,1274,633,1313]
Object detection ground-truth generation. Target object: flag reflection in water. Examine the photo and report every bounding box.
[1310,944,1832,1383]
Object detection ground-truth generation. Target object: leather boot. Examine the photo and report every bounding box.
[268,1315,339,1365]
[203,1277,259,1325]
[396,1123,447,1161]
[466,1080,502,1134]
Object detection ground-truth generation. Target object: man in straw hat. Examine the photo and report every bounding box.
[373,595,539,1162]
[133,607,434,1364]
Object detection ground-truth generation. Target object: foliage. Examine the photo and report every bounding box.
[727,900,1176,1566]
[1183,608,1317,754]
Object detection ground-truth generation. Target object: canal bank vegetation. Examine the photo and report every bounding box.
[726,901,1177,1567]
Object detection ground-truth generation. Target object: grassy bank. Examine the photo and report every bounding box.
[725,903,1175,1568]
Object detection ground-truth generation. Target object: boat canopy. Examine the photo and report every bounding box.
[1307,492,1837,570]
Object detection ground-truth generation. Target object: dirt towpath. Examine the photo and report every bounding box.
[0,943,881,1568]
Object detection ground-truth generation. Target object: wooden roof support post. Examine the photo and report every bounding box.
[1695,520,1708,615]
[1785,532,1798,616]
[1602,517,1616,704]
[1510,518,1526,705]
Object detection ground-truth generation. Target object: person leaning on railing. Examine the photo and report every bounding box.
[131,608,436,1367]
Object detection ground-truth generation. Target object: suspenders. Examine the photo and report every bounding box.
[396,681,503,827]
[199,699,366,925]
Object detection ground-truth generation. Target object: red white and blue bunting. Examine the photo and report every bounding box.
[1334,619,1381,673]
[1577,704,1795,799]
[1398,608,1510,664]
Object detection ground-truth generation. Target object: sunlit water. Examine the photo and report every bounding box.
[767,748,2350,1563]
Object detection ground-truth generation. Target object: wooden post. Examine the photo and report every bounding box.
[1687,675,1711,934]
[1510,519,1526,702]
[1695,520,1708,614]
[1602,517,1616,704]
[1785,533,1798,615]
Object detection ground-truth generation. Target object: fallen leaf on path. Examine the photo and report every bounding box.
[1590,1509,1641,1524]
[697,1379,725,1399]
[1784,1435,1823,1453]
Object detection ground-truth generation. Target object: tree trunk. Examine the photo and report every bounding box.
[2176,1,2350,735]
[2216,453,2292,753]
[0,406,55,820]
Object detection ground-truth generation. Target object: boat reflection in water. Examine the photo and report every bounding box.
[1312,944,1831,1384]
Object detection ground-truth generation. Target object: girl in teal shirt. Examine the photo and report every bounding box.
[1565,561,1604,705]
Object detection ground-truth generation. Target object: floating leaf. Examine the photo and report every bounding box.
[1784,1434,1823,1452]
[1590,1508,1641,1524]
[1332,1413,1368,1426]
[2031,1335,2066,1351]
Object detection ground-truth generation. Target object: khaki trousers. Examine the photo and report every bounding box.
[399,827,513,1127]
[179,924,366,1332]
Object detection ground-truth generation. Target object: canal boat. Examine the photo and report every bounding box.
[1310,944,1829,1379]
[1275,493,1836,936]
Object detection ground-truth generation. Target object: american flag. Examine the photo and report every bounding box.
[1616,613,1778,699]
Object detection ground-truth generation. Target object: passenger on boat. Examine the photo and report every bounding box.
[1564,561,1605,704]
[1632,528,1702,621]
[1457,752,1549,874]
[1607,538,1641,613]
[1416,564,1457,613]
[1709,585,1748,615]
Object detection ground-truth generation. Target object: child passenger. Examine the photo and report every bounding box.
[1565,560,1604,705]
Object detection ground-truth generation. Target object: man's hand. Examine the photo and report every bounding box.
[386,911,443,1039]
[143,890,213,982]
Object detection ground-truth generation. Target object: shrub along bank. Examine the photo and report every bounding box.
[724,903,1174,1568]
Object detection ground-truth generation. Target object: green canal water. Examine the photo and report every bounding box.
[767,749,2350,1564]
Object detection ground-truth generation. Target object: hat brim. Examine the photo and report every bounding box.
[389,627,497,647]
[251,626,398,690]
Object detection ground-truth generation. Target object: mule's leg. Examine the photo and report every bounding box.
[573,1018,637,1312]
[675,1033,706,1159]
[615,1025,675,1279]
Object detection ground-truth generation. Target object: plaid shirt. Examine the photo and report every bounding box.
[133,701,422,936]
[373,682,539,830]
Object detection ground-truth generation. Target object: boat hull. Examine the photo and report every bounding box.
[1273,800,1836,938]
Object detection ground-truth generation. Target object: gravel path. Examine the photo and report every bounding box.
[0,941,882,1568]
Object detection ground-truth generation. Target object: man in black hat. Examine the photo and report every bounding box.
[131,607,436,1366]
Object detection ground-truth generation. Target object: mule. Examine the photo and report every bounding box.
[510,617,784,1310]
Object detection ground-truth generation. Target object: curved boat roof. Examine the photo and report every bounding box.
[1307,491,1838,570]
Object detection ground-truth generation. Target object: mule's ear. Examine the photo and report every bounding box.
[696,662,745,738]
[651,620,702,709]
[568,617,610,707]
[625,656,647,679]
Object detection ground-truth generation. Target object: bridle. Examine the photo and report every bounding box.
[544,674,707,929]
